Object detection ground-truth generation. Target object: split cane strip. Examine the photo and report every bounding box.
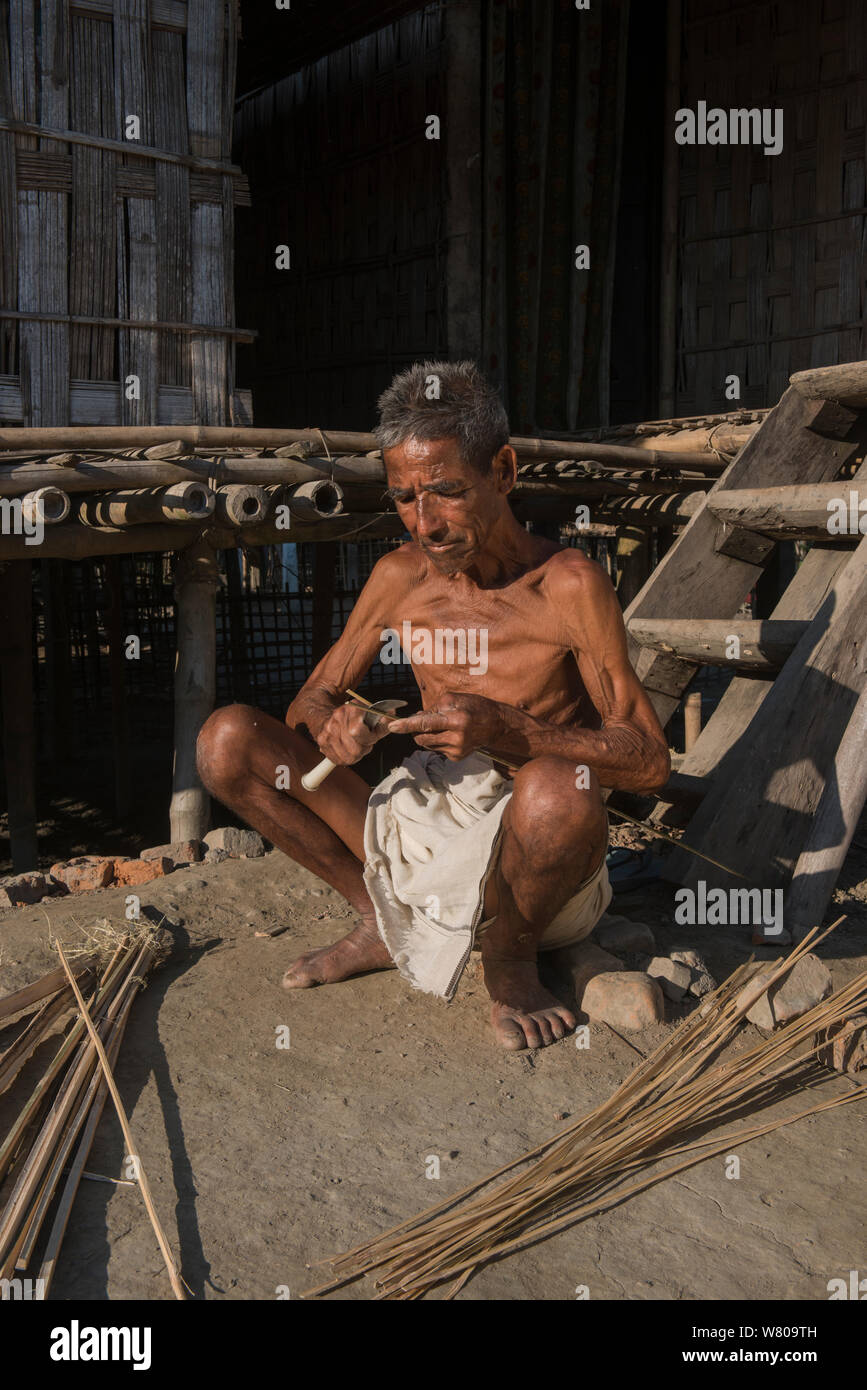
[55,940,187,1301]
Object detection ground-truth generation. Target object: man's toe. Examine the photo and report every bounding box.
[493,1011,528,1049]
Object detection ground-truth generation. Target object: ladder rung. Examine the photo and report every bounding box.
[626,617,809,671]
[708,483,866,539]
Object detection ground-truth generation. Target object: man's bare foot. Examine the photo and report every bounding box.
[281,916,394,989]
[483,956,577,1050]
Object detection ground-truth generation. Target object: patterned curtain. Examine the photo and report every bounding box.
[483,0,630,434]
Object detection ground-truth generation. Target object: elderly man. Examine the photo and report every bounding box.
[196,361,670,1050]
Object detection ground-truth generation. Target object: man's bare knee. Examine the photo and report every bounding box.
[508,755,604,861]
[196,703,261,796]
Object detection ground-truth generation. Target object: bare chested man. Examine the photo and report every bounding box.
[196,361,670,1050]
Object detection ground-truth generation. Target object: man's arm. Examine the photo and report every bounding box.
[286,548,410,763]
[389,553,671,793]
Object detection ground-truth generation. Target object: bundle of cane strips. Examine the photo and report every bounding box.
[306,917,866,1300]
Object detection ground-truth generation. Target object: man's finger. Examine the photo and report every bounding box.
[389,711,453,736]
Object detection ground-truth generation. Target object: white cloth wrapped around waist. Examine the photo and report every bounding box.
[363,750,611,1001]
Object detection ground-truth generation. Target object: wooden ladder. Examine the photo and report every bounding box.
[622,364,867,940]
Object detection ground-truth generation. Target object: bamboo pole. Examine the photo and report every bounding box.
[21,487,70,525]
[170,540,219,842]
[0,425,720,470]
[214,483,269,526]
[76,482,214,527]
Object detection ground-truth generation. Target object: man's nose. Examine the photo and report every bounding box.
[416,495,448,540]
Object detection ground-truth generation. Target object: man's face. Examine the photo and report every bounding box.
[383,436,512,575]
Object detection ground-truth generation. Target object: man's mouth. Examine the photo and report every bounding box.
[424,540,463,553]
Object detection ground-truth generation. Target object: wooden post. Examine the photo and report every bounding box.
[0,561,38,869]
[683,689,702,751]
[170,540,219,842]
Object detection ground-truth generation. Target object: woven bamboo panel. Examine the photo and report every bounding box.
[0,0,249,428]
[676,0,867,415]
[234,7,448,431]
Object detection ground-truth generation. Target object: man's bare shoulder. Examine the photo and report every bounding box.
[540,545,615,601]
[364,541,426,597]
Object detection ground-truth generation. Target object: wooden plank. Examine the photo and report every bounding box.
[69,12,116,385]
[650,455,867,826]
[115,0,158,426]
[624,387,862,723]
[628,617,808,672]
[786,683,867,940]
[0,375,197,422]
[667,535,867,894]
[655,538,859,815]
[709,482,867,539]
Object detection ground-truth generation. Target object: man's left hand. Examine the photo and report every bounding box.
[389,692,511,760]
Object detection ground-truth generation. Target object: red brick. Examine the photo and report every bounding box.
[49,856,116,894]
[114,857,172,886]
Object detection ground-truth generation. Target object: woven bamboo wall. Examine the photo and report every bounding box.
[676,0,867,415]
[0,0,250,428]
[234,5,448,430]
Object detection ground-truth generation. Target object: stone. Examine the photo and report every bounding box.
[0,871,52,907]
[740,953,833,1032]
[646,956,693,1001]
[141,840,203,867]
[595,913,656,956]
[670,949,717,998]
[204,847,231,865]
[582,972,665,1031]
[203,827,265,858]
[549,939,623,1007]
[114,857,172,886]
[818,1014,867,1074]
[49,856,115,894]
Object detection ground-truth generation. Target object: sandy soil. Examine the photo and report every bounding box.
[1,826,866,1302]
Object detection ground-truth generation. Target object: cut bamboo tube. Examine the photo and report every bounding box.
[20,486,70,525]
[214,484,269,526]
[276,478,346,520]
[76,482,215,527]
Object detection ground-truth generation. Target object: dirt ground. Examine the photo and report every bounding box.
[2,823,866,1303]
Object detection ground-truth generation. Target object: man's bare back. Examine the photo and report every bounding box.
[197,363,670,1050]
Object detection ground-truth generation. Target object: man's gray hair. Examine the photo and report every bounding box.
[374,360,510,473]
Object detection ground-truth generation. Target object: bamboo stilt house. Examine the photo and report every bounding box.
[0,0,249,868]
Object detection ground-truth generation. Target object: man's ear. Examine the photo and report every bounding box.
[492,445,518,494]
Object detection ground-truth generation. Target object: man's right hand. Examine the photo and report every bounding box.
[314,702,389,767]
